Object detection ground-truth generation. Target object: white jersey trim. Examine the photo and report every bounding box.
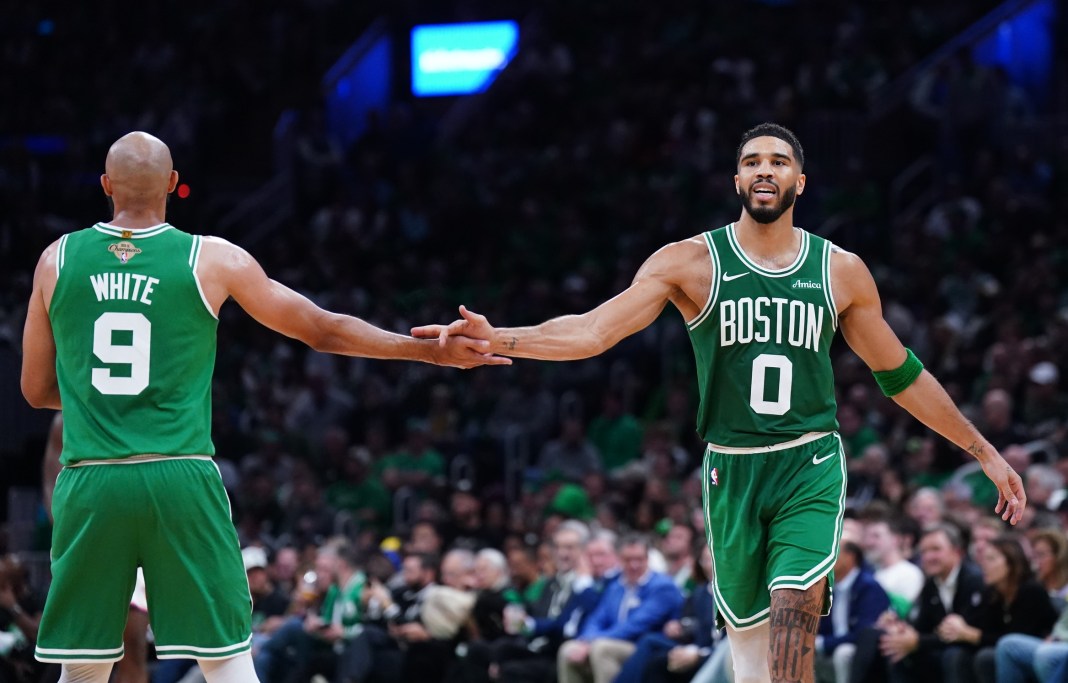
[706,430,832,454]
[726,223,810,278]
[821,239,838,331]
[190,236,218,320]
[686,231,721,330]
[34,644,125,662]
[56,233,69,277]
[155,634,254,657]
[94,223,174,239]
[65,454,213,468]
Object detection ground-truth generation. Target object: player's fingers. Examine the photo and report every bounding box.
[481,354,512,366]
[994,490,1005,515]
[411,324,445,338]
[453,336,491,351]
[1001,494,1018,523]
[459,304,485,323]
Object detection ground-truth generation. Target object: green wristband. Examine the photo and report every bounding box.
[872,348,924,397]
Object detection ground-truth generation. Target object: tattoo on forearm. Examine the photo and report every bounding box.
[967,442,984,458]
[770,588,823,683]
[508,337,517,351]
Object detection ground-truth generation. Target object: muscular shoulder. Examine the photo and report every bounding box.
[34,238,63,286]
[198,236,259,275]
[643,235,714,281]
[829,244,878,313]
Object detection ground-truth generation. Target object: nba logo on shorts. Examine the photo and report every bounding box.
[710,467,719,486]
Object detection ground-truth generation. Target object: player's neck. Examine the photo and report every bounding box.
[108,204,168,230]
[734,213,799,262]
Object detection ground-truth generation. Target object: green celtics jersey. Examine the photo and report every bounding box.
[686,224,838,448]
[49,223,218,464]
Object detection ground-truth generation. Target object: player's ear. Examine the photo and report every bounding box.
[733,173,740,194]
[100,174,113,197]
[168,170,179,194]
[795,173,806,196]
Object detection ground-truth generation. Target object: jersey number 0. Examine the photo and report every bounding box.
[749,353,793,416]
[92,312,151,395]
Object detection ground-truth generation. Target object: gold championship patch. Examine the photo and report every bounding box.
[108,241,142,264]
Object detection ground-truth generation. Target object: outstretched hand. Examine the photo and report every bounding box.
[433,333,511,369]
[982,452,1026,525]
[413,305,497,348]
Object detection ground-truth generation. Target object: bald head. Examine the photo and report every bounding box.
[102,132,177,211]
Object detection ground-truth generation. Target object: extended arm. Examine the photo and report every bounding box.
[200,237,508,369]
[413,240,705,360]
[834,250,1025,523]
[21,242,61,409]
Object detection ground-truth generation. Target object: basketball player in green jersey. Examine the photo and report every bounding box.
[20,131,509,683]
[413,123,1026,683]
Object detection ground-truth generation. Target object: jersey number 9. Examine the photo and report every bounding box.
[92,312,151,396]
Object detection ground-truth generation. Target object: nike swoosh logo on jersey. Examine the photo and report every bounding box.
[812,451,837,465]
[722,272,749,282]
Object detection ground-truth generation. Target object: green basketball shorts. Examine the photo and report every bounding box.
[35,457,253,663]
[701,432,845,630]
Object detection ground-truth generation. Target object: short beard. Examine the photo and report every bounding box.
[738,184,797,224]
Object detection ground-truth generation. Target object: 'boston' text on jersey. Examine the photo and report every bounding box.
[719,297,825,352]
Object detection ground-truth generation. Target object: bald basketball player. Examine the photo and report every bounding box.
[21,132,508,683]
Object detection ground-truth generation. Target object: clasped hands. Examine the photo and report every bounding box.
[414,305,503,369]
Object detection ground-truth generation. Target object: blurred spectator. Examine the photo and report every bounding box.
[435,549,474,593]
[245,546,292,651]
[344,552,438,683]
[0,555,44,683]
[1025,464,1065,511]
[659,523,697,593]
[255,541,364,683]
[995,602,1068,683]
[537,416,603,483]
[493,523,609,683]
[815,541,890,683]
[375,420,445,493]
[955,536,1058,683]
[1022,361,1067,428]
[613,545,719,683]
[1029,529,1068,608]
[326,447,392,535]
[406,521,446,557]
[425,383,461,449]
[507,545,547,606]
[443,492,488,550]
[408,585,476,683]
[587,391,643,472]
[852,524,986,683]
[471,549,522,641]
[968,516,1004,564]
[848,442,891,508]
[284,373,355,453]
[978,389,1027,451]
[557,534,683,683]
[905,488,946,532]
[271,546,301,596]
[452,549,524,683]
[281,467,337,547]
[838,404,881,459]
[862,517,924,617]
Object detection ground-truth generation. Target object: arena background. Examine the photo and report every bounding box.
[1,0,1067,678]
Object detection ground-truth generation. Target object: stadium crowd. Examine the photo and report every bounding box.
[2,0,1068,682]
